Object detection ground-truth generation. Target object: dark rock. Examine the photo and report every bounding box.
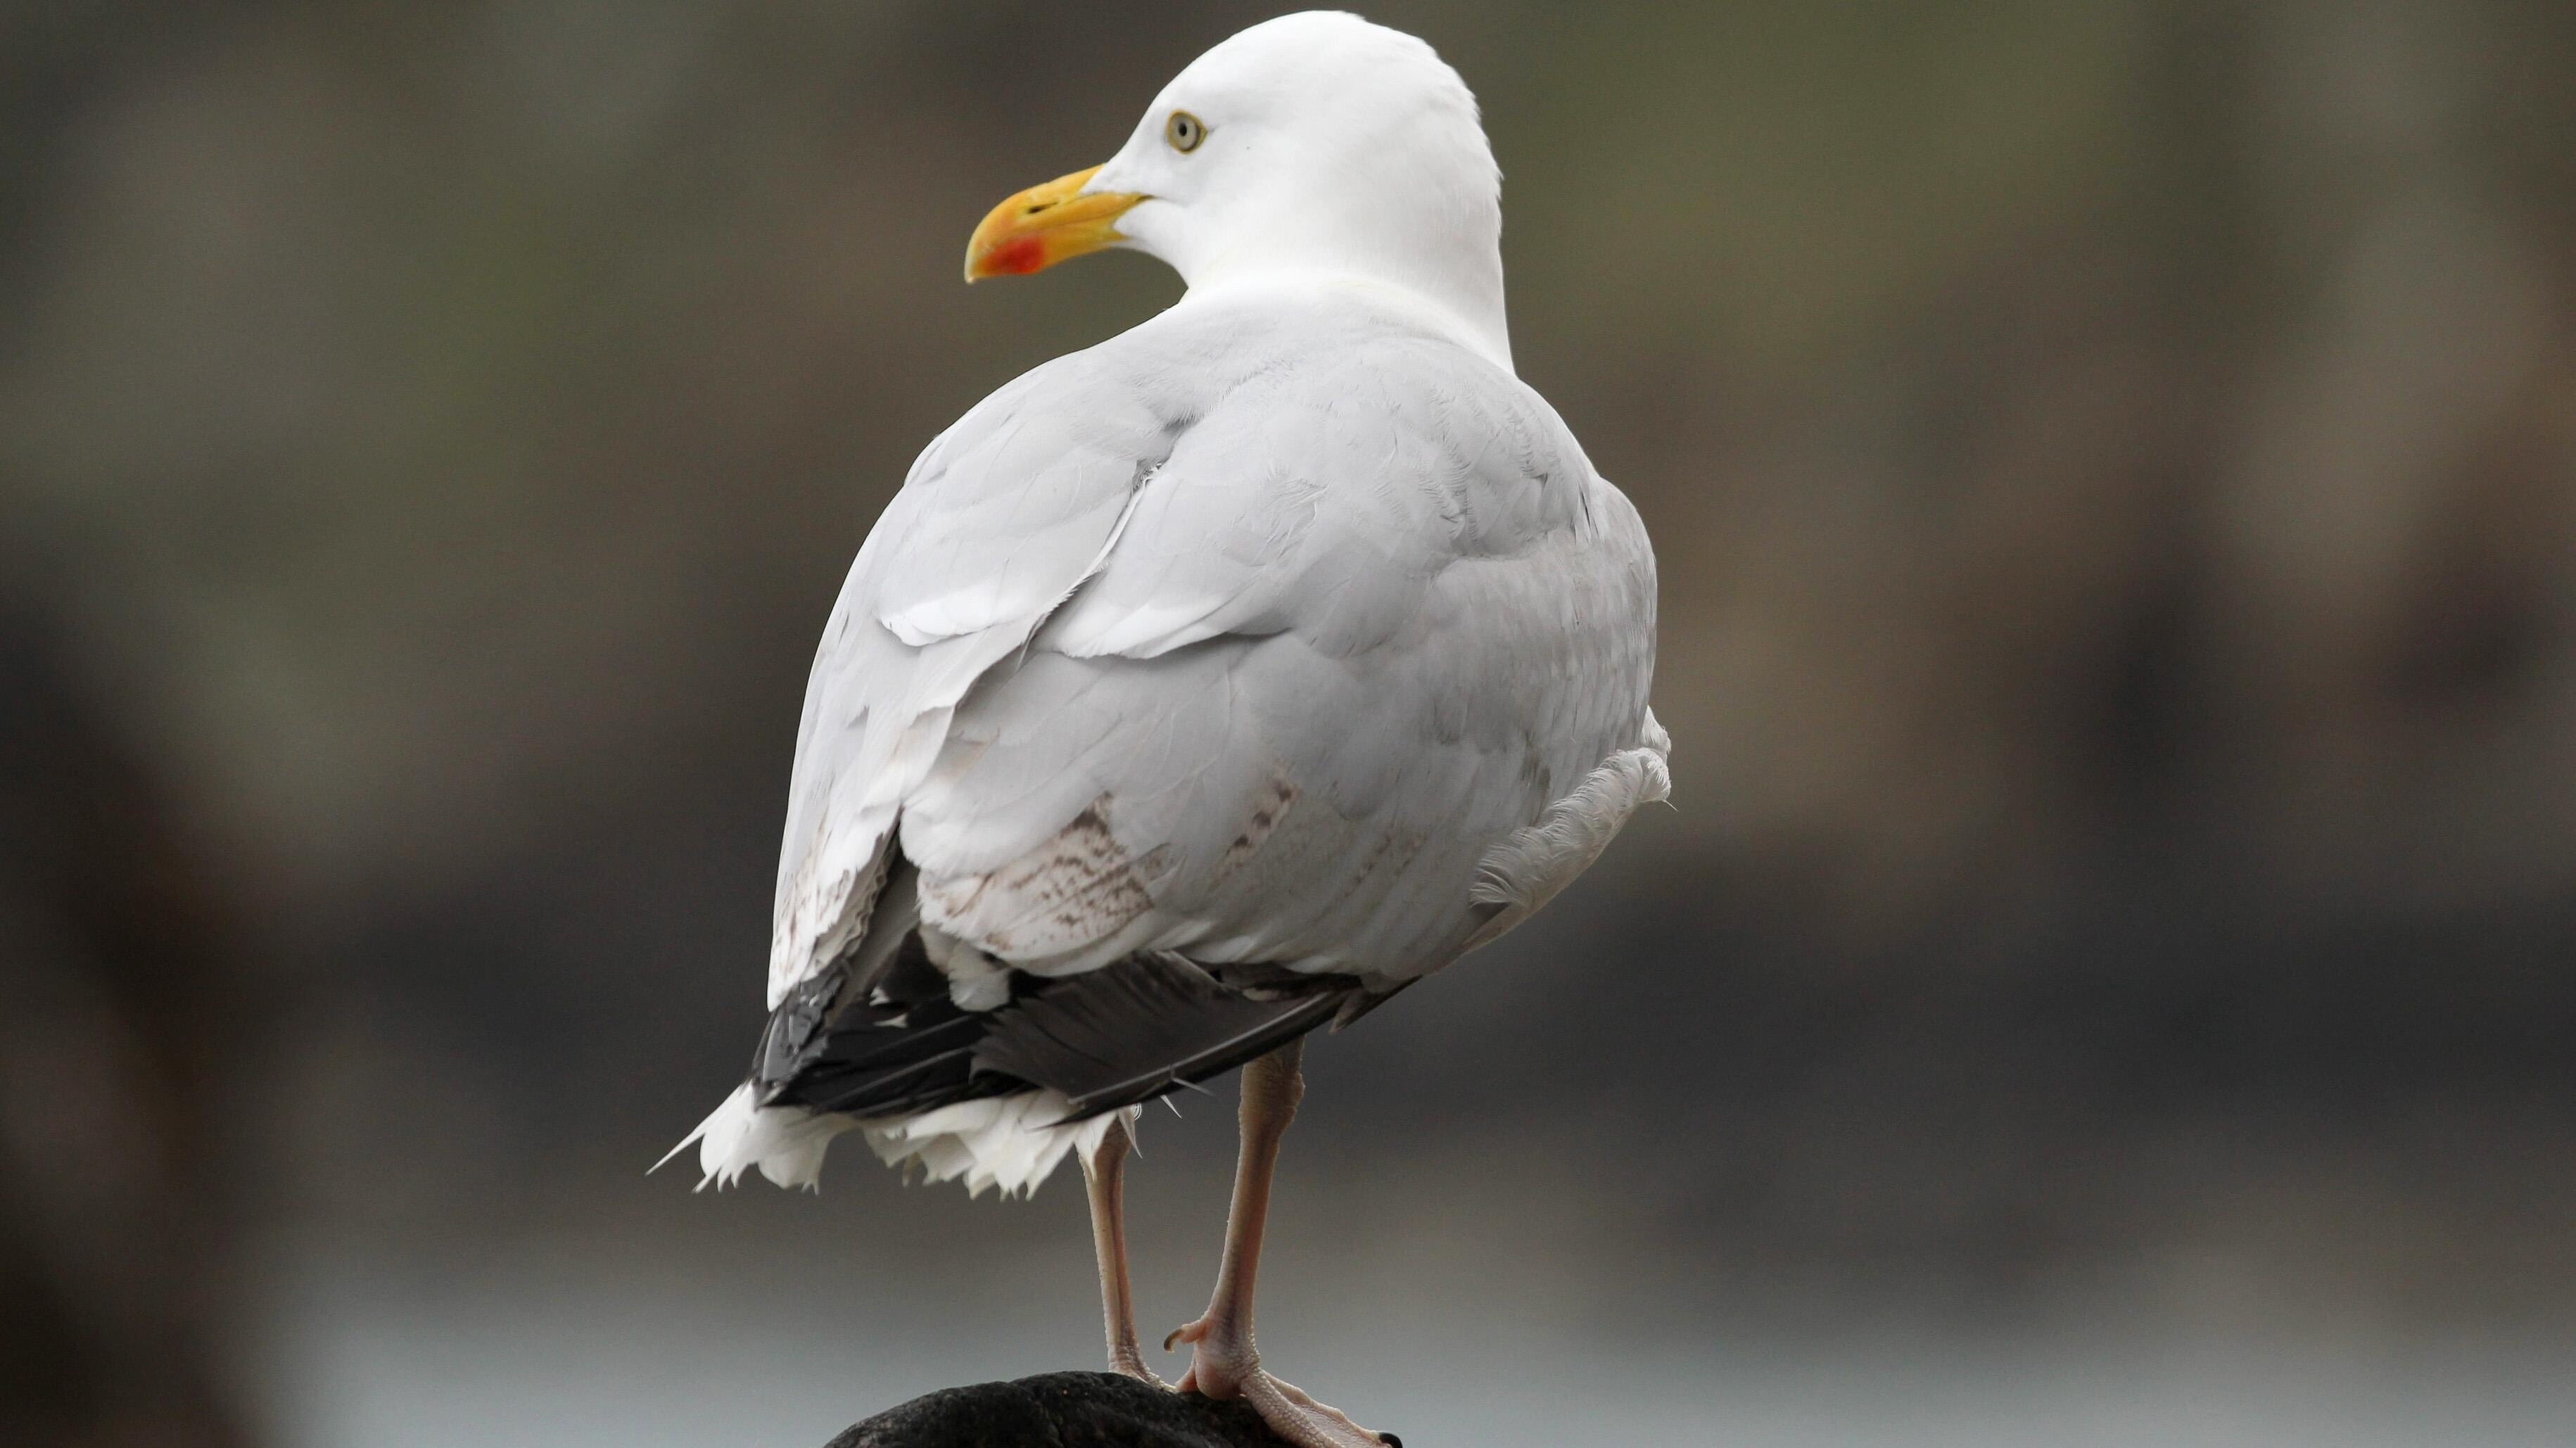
[824,1371,1301,1448]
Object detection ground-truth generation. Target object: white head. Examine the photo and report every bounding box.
[963,12,1509,367]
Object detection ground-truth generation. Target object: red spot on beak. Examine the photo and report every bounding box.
[986,236,1047,276]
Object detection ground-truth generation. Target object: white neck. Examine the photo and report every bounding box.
[1190,242,1511,372]
[1118,158,1515,373]
[1173,261,1514,373]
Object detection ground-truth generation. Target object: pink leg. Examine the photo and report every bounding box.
[1081,1112,1162,1385]
[1165,1039,1393,1447]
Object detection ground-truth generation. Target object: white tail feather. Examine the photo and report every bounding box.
[659,1081,1138,1198]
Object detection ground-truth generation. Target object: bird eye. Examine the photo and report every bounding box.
[1165,110,1206,153]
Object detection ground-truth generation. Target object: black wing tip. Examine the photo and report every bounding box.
[749,854,1373,1128]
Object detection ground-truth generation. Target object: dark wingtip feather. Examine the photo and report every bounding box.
[743,853,1367,1125]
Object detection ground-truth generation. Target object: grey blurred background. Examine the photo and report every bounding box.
[5,1,2575,1444]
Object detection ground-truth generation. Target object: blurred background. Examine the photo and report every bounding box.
[4,1,2575,1444]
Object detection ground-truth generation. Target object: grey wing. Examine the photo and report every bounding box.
[766,347,1196,1006]
[896,331,1665,992]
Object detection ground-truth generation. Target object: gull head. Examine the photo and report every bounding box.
[963,11,1509,364]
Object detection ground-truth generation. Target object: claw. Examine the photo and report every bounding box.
[1235,1368,1393,1448]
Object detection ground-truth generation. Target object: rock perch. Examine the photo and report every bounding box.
[825,1371,1403,1448]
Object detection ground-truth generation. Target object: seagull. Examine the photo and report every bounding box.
[668,13,1666,1446]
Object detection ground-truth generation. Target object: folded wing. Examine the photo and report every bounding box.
[892,307,1661,991]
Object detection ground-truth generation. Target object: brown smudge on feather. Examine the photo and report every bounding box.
[1218,770,1300,879]
[922,796,1160,958]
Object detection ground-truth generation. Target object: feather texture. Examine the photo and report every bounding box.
[690,281,1663,1194]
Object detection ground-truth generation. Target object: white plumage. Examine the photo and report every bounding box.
[673,10,1663,1215]
[674,15,1666,1440]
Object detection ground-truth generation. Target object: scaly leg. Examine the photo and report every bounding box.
[1165,1039,1395,1448]
[1081,1111,1162,1384]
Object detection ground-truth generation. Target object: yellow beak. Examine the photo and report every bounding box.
[963,165,1146,282]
